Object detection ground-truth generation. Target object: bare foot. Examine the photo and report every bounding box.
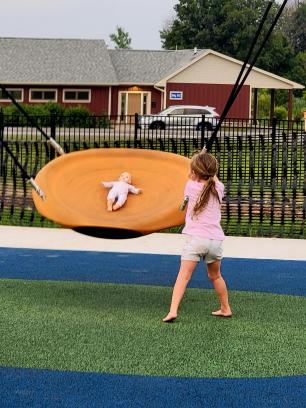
[211,309,232,318]
[107,200,113,211]
[112,203,122,211]
[162,313,177,323]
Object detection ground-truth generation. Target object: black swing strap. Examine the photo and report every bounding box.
[0,140,45,199]
[0,85,64,156]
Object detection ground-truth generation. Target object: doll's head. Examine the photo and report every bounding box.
[119,172,132,184]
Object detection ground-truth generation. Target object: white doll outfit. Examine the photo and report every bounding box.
[102,181,140,207]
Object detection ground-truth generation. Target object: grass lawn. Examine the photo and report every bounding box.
[0,279,305,378]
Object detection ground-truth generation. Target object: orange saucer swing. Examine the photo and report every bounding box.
[32,148,190,238]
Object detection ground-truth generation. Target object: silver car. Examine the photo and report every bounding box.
[139,105,220,131]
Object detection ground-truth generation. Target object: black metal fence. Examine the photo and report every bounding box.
[0,112,305,238]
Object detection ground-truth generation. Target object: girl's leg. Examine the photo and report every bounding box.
[207,260,232,317]
[163,260,198,322]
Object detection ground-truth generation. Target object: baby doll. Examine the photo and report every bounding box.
[101,172,141,211]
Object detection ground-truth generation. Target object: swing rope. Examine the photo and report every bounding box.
[0,85,66,200]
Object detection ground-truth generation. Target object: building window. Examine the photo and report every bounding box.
[120,93,127,119]
[0,88,23,102]
[143,93,148,115]
[63,89,91,103]
[30,89,57,102]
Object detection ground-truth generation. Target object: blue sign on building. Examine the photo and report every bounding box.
[170,91,183,100]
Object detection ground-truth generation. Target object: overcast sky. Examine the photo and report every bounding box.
[0,0,178,49]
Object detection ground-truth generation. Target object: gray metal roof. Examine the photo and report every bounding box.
[109,49,206,84]
[0,37,117,85]
[0,37,206,85]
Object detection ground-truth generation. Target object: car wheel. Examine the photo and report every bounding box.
[149,121,166,130]
[196,122,213,131]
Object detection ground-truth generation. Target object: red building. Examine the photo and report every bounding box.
[0,38,303,119]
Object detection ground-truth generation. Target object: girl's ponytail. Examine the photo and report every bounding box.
[192,176,220,216]
[190,151,220,217]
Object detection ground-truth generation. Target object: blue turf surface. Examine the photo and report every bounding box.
[0,246,305,407]
[0,367,305,408]
[0,247,305,295]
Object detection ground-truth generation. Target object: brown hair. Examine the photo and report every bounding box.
[190,150,220,216]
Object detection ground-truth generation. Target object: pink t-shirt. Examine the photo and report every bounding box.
[182,179,225,240]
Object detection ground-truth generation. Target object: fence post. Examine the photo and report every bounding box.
[0,108,4,176]
[269,116,278,235]
[134,113,139,148]
[303,131,306,237]
[271,116,277,139]
[200,114,205,149]
[50,112,57,160]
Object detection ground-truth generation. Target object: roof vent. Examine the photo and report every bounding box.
[193,47,198,55]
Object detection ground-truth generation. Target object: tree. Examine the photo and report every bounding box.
[284,1,306,54]
[160,0,295,76]
[289,51,306,88]
[109,26,131,49]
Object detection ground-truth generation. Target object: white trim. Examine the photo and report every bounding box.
[108,86,112,116]
[62,89,91,103]
[118,91,126,116]
[29,88,58,103]
[0,88,24,102]
[249,87,253,119]
[141,92,151,115]
[155,49,304,90]
[118,91,151,116]
[153,85,165,110]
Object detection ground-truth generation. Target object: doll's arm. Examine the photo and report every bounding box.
[129,185,141,194]
[101,181,115,189]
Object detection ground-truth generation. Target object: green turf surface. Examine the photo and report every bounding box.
[0,279,305,378]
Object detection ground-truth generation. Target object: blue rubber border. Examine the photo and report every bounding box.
[0,247,305,296]
[0,367,305,408]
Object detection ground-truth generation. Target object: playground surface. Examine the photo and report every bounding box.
[0,226,305,408]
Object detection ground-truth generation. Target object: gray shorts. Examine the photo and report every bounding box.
[181,235,223,264]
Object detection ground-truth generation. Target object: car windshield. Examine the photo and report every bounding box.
[158,108,170,115]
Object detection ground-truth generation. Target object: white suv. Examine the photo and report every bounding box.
[139,105,219,131]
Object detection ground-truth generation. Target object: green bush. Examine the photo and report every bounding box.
[274,106,288,120]
[0,103,112,128]
[63,105,92,127]
[44,102,65,116]
[257,90,270,119]
[293,97,306,121]
[97,113,111,128]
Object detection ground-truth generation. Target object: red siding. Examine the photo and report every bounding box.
[166,83,250,119]
[1,83,250,118]
[1,85,109,115]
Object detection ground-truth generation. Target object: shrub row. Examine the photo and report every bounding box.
[0,103,111,128]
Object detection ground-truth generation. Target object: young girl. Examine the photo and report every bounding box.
[163,150,232,322]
